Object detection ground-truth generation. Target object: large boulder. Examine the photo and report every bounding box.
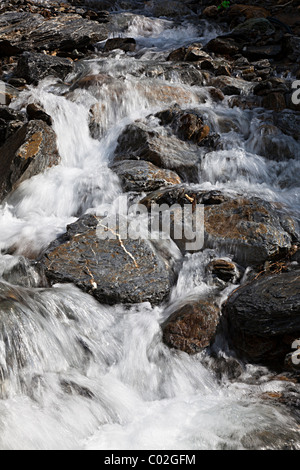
[0,120,59,202]
[224,270,300,368]
[204,197,298,267]
[140,187,298,266]
[162,298,220,354]
[41,214,175,306]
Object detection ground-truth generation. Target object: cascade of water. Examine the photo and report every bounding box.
[0,5,299,450]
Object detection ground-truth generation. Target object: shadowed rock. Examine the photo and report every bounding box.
[225,270,300,368]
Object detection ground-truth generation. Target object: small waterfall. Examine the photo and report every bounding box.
[0,3,299,450]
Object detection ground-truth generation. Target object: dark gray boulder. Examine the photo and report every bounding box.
[41,214,175,306]
[224,270,300,368]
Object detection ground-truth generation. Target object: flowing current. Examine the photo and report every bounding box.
[0,7,300,450]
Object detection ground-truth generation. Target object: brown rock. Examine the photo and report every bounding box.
[227,4,270,22]
[202,6,218,18]
[0,120,59,201]
[206,259,240,284]
[162,299,220,354]
[204,197,297,267]
[26,103,52,126]
[103,37,136,53]
[110,160,182,192]
[262,92,286,112]
[206,38,239,57]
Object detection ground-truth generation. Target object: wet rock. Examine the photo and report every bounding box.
[283,36,300,63]
[242,44,282,60]
[103,37,136,53]
[113,121,201,183]
[233,18,276,37]
[208,87,225,102]
[224,270,300,368]
[0,81,19,105]
[110,160,181,193]
[26,103,52,126]
[0,12,110,56]
[225,4,270,25]
[206,37,239,57]
[140,187,298,265]
[262,92,286,112]
[140,185,230,210]
[150,0,193,18]
[0,39,21,58]
[208,75,253,95]
[204,197,298,267]
[250,123,299,161]
[222,85,241,96]
[162,298,220,354]
[206,258,241,284]
[70,73,113,91]
[2,256,45,288]
[202,6,218,18]
[0,105,25,147]
[14,52,73,86]
[155,107,210,145]
[253,78,288,97]
[41,214,175,306]
[273,112,300,141]
[7,77,27,88]
[0,120,59,201]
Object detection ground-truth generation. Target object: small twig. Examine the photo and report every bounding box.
[98,222,139,268]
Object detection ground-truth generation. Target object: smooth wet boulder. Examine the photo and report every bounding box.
[225,270,300,368]
[140,187,298,266]
[204,197,298,267]
[110,160,181,193]
[162,298,220,354]
[15,52,73,85]
[0,119,59,201]
[114,121,201,183]
[41,214,175,306]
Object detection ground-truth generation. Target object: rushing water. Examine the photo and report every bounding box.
[0,6,300,450]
